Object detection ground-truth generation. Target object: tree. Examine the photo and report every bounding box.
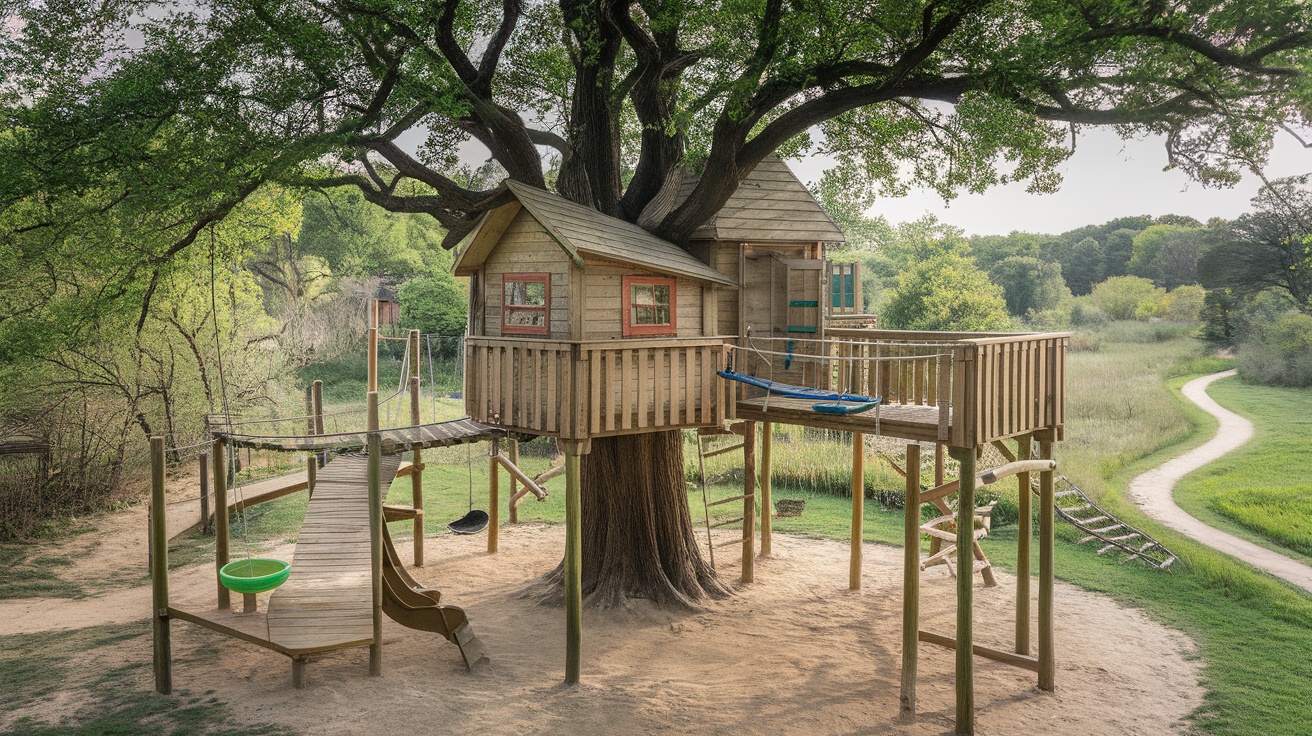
[1102,228,1140,279]
[1090,276,1164,320]
[1129,225,1203,289]
[1198,176,1312,311]
[884,254,1011,331]
[987,256,1069,317]
[1063,237,1104,296]
[397,272,469,338]
[4,1,1311,608]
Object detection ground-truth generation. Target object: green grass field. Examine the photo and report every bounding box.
[1174,377,1312,563]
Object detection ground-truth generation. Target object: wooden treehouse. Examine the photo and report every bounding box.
[456,156,1069,734]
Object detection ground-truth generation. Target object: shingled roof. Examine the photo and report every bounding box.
[675,155,845,243]
[453,181,737,287]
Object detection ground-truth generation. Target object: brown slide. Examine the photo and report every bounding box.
[380,523,489,670]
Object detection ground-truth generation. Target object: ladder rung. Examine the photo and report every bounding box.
[701,442,746,459]
[1055,489,1081,498]
[1096,543,1120,555]
[1084,523,1123,535]
[706,494,752,508]
[1159,556,1177,570]
[1105,533,1142,542]
[715,537,749,548]
[1062,504,1093,514]
[710,516,744,528]
[1078,515,1110,526]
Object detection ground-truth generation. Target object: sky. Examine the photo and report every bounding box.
[787,128,1311,238]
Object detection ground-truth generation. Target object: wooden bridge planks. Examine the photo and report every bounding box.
[266,452,403,653]
[216,418,507,454]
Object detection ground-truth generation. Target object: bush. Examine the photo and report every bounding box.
[1165,284,1205,322]
[397,273,468,339]
[882,254,1012,331]
[1068,299,1109,327]
[1238,311,1312,387]
[1090,275,1164,320]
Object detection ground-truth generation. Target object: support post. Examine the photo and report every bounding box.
[741,421,756,584]
[1038,437,1056,691]
[760,422,772,557]
[410,370,424,567]
[507,439,520,524]
[212,439,230,610]
[367,299,379,394]
[562,440,586,685]
[850,431,864,590]
[1016,433,1033,655]
[199,452,211,535]
[367,392,383,677]
[950,446,976,735]
[312,380,325,468]
[935,442,945,486]
[489,438,500,553]
[900,442,921,718]
[150,437,172,695]
[305,385,317,498]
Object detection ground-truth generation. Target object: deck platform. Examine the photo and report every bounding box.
[734,396,951,443]
[216,417,513,454]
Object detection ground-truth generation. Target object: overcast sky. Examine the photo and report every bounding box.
[788,128,1310,238]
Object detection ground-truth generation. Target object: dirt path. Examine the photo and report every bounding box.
[1128,369,1312,593]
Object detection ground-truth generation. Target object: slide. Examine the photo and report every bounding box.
[381,523,489,670]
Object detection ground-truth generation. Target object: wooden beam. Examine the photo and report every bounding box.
[199,452,210,535]
[950,446,976,735]
[562,440,586,685]
[1016,434,1033,656]
[212,439,229,611]
[918,630,1040,673]
[150,437,172,695]
[760,422,772,557]
[741,421,756,584]
[1039,438,1056,691]
[410,339,424,567]
[851,431,864,590]
[900,442,921,718]
[305,385,317,499]
[367,392,382,677]
[368,300,379,393]
[495,453,548,502]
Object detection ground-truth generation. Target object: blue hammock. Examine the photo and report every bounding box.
[717,369,880,404]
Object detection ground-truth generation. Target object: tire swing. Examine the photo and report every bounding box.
[447,441,489,535]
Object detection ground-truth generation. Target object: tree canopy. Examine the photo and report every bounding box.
[3,0,1311,332]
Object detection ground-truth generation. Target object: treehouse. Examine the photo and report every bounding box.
[456,157,1069,736]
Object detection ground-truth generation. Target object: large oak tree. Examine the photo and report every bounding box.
[3,0,1310,607]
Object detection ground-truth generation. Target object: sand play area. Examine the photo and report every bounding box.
[2,515,1203,735]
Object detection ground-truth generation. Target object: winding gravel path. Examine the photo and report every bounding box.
[1128,369,1312,593]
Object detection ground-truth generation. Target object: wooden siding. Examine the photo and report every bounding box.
[581,259,702,340]
[465,336,731,439]
[482,209,571,340]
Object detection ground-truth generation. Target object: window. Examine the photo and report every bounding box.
[502,273,549,335]
[622,275,677,337]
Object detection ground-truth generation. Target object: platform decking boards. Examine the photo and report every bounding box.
[734,396,952,443]
[216,417,510,454]
[265,452,402,652]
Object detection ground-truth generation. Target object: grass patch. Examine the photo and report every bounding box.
[0,545,85,599]
[1174,378,1312,560]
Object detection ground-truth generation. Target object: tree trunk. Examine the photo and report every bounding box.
[531,430,732,609]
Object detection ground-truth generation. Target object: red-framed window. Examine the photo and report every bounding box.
[622,275,677,337]
[502,273,550,336]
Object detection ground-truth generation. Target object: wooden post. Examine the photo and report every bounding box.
[212,439,230,610]
[950,446,976,735]
[935,442,945,486]
[900,442,921,718]
[410,371,424,566]
[850,431,864,590]
[367,299,379,394]
[312,380,325,469]
[489,438,500,554]
[305,385,317,498]
[741,421,756,584]
[1016,434,1033,655]
[507,439,520,524]
[150,437,172,695]
[199,451,211,535]
[367,392,383,676]
[760,422,772,557]
[562,440,586,685]
[1038,437,1056,691]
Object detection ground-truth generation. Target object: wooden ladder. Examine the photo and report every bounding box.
[696,424,754,567]
[1049,474,1179,569]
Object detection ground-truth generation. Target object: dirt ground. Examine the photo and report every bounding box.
[3,515,1203,735]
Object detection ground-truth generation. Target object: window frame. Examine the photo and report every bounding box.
[621,275,678,337]
[501,272,551,336]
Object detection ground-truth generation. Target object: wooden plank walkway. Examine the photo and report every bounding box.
[216,417,509,454]
[226,461,417,513]
[266,452,403,652]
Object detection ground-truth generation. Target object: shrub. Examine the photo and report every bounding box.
[1068,299,1109,327]
[882,254,1012,331]
[397,273,468,340]
[1238,311,1312,387]
[1090,275,1164,320]
[1165,284,1206,322]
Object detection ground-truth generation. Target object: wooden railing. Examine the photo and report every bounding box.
[465,336,731,440]
[746,329,1067,448]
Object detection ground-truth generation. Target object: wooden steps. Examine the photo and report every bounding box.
[1046,474,1178,570]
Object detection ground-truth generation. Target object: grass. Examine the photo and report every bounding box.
[1174,377,1312,561]
[0,546,85,599]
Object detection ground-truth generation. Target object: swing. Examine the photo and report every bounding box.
[448,442,489,534]
[207,228,292,596]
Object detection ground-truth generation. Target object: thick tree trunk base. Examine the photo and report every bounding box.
[525,430,732,610]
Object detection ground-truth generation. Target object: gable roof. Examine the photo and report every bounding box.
[675,155,845,243]
[454,180,737,287]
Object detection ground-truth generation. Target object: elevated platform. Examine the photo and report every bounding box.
[734,396,951,443]
[227,460,417,512]
[215,417,512,454]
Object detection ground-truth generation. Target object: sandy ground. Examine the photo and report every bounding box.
[5,521,1202,735]
[1129,370,1312,593]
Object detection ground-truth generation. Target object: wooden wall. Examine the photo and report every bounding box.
[579,258,704,340]
[482,210,572,340]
